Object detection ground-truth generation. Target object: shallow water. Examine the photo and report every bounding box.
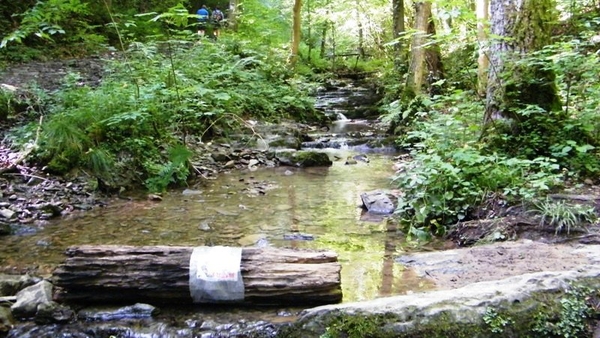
[0,149,436,303]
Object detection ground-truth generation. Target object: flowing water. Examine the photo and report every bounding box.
[0,80,438,336]
[0,149,434,302]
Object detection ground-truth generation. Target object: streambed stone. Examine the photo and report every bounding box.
[11,280,53,319]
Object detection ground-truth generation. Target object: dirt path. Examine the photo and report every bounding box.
[399,240,600,290]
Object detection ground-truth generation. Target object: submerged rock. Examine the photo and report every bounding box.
[78,303,158,321]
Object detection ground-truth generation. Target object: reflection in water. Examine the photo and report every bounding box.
[0,151,435,302]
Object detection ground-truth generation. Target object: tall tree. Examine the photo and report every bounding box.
[290,0,303,67]
[392,0,405,57]
[405,1,443,96]
[228,0,239,30]
[484,0,560,123]
[476,0,489,97]
[405,2,431,96]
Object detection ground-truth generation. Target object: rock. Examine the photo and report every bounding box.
[275,150,332,167]
[0,305,14,335]
[353,154,370,163]
[283,233,315,241]
[0,275,39,297]
[0,209,16,220]
[182,189,203,196]
[10,280,54,319]
[77,303,158,321]
[360,190,395,214]
[268,135,302,150]
[344,157,357,165]
[34,301,75,324]
[283,268,600,337]
[147,194,162,201]
[211,150,231,162]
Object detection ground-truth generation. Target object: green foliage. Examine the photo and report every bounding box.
[484,35,600,179]
[8,9,318,190]
[144,144,192,192]
[320,314,390,338]
[390,91,563,237]
[0,0,106,57]
[527,198,597,235]
[533,285,598,337]
[483,308,514,334]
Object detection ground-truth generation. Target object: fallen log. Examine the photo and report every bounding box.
[52,245,342,306]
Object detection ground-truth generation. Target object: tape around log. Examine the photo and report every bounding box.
[189,246,244,302]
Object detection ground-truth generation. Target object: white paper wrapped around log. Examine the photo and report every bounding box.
[189,246,244,303]
[52,245,342,306]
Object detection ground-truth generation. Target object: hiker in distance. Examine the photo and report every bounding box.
[196,5,210,36]
[212,6,225,38]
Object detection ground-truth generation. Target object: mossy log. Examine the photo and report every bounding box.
[52,245,342,305]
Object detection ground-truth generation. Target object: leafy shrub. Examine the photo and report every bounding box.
[391,93,563,239]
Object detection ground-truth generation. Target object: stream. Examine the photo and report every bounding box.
[1,78,439,337]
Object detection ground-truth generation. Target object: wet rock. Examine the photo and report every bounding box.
[11,280,53,319]
[0,209,16,220]
[78,303,158,321]
[0,305,14,335]
[0,275,39,297]
[211,150,231,162]
[34,302,75,324]
[182,189,203,196]
[268,135,302,150]
[27,203,62,217]
[275,150,332,167]
[283,233,315,241]
[360,190,395,214]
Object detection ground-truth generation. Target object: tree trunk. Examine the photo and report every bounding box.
[405,1,444,96]
[356,0,365,59]
[476,0,489,97]
[392,0,406,67]
[228,0,239,30]
[290,0,303,67]
[320,22,328,58]
[484,0,560,123]
[425,5,444,93]
[52,245,342,305]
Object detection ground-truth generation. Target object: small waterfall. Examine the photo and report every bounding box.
[336,111,349,121]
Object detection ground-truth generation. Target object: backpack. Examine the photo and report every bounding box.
[213,10,223,21]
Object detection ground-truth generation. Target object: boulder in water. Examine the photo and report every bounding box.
[275,150,332,167]
[360,190,395,214]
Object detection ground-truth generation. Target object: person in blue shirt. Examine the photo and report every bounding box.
[196,5,210,36]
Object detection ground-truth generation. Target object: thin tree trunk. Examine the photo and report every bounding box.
[392,0,406,66]
[425,6,444,88]
[356,0,365,59]
[307,0,312,62]
[320,23,328,58]
[476,0,489,97]
[228,0,239,31]
[290,0,303,67]
[405,1,432,96]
